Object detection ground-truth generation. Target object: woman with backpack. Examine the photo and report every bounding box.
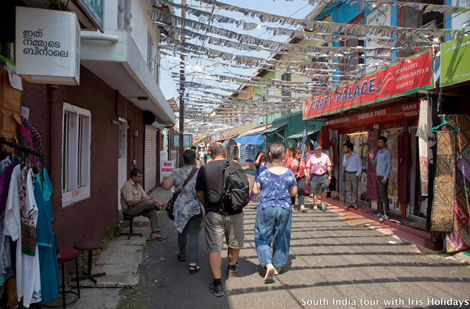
[162,149,204,274]
[252,143,298,284]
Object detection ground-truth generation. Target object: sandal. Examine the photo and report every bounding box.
[177,253,186,262]
[189,264,200,275]
[147,235,167,241]
[300,206,308,213]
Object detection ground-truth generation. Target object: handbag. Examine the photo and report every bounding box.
[166,167,198,220]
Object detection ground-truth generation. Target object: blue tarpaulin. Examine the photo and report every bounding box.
[233,134,265,145]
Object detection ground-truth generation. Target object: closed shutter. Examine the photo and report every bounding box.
[144,125,157,192]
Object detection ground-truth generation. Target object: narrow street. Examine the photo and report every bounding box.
[128,199,470,309]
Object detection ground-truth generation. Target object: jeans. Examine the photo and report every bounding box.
[254,206,292,268]
[291,176,305,206]
[376,176,389,215]
[178,214,203,264]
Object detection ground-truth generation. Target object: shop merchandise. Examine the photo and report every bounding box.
[367,130,379,200]
[431,131,456,233]
[0,119,60,307]
[445,115,470,252]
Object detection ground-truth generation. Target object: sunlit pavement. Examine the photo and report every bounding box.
[133,190,470,309]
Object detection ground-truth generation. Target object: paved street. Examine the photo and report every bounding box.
[129,199,470,309]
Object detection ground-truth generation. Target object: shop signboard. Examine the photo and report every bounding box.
[15,7,80,85]
[326,102,420,129]
[76,0,104,32]
[441,35,470,87]
[303,49,434,120]
[160,161,174,182]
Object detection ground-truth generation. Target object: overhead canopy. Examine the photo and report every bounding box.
[234,134,265,145]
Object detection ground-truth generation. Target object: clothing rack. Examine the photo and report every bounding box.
[0,137,43,158]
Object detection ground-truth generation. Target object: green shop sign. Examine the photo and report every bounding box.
[77,0,104,32]
[441,35,470,87]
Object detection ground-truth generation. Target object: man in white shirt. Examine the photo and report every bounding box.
[343,142,362,210]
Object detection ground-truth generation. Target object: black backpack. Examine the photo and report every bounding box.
[219,161,250,212]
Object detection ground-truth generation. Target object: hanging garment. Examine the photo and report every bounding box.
[4,165,23,302]
[397,132,410,203]
[366,130,379,200]
[416,99,434,197]
[35,169,60,305]
[431,131,455,233]
[445,115,470,252]
[19,168,41,306]
[319,126,329,149]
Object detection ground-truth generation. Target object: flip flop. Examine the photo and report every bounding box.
[147,235,167,241]
[189,265,200,274]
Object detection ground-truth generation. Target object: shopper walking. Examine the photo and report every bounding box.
[196,142,250,297]
[162,150,204,274]
[286,148,307,212]
[305,143,332,211]
[368,136,392,222]
[252,143,297,284]
[343,142,362,210]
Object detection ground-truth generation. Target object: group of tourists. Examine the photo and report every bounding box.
[119,136,392,297]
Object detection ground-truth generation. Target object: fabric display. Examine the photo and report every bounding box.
[431,131,456,233]
[386,131,400,199]
[367,130,379,200]
[397,132,410,203]
[445,115,470,252]
[0,118,60,308]
[417,99,434,198]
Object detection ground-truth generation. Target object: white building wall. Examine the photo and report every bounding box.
[102,0,160,80]
[104,0,118,30]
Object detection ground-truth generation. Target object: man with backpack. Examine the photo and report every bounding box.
[196,142,250,297]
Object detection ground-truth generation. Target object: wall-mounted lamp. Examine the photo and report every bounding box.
[137,96,149,101]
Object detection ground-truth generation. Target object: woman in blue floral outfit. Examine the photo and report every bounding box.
[162,150,204,274]
[252,143,298,284]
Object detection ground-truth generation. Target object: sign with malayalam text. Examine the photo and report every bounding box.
[15,7,80,85]
[441,34,470,87]
[303,49,434,120]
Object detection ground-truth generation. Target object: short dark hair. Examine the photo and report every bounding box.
[344,142,353,150]
[378,136,388,143]
[130,168,142,178]
[183,149,196,165]
[190,146,197,150]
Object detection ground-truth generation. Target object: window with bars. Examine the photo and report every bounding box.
[147,31,153,72]
[62,103,91,207]
[118,0,132,32]
[341,15,365,82]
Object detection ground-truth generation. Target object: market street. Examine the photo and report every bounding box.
[128,199,470,309]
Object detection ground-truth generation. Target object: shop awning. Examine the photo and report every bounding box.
[209,134,238,144]
[262,124,286,135]
[287,123,324,139]
[240,124,272,136]
[233,134,265,145]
